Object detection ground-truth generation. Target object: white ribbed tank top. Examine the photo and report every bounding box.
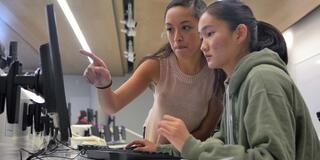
[144,53,216,144]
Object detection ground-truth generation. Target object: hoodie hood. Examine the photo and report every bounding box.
[228,48,288,95]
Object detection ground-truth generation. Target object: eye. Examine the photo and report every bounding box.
[207,32,215,37]
[166,27,173,32]
[182,25,191,31]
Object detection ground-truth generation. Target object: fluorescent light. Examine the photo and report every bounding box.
[283,30,294,50]
[57,0,93,64]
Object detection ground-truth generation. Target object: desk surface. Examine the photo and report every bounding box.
[0,135,85,159]
[0,134,183,160]
[0,136,179,160]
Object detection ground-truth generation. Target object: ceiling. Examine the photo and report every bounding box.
[0,0,319,76]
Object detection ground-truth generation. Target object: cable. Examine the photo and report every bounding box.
[55,138,77,150]
[19,149,22,160]
[39,151,82,160]
[20,147,45,160]
[20,126,81,159]
[26,148,46,160]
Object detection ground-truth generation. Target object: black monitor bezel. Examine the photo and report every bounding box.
[40,4,71,142]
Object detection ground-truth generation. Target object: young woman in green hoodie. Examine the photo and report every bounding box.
[126,1,320,159]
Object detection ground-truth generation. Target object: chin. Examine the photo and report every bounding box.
[207,62,216,69]
[175,47,190,53]
[207,62,220,69]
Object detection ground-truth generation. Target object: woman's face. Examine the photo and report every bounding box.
[165,6,201,57]
[198,12,239,70]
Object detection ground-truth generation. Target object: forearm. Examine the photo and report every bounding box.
[97,88,121,114]
[181,136,277,160]
[157,144,181,157]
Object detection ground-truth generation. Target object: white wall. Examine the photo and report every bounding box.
[63,75,91,124]
[90,74,153,142]
[285,6,320,138]
[64,74,153,142]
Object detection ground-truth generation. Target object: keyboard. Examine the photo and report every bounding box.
[79,145,181,160]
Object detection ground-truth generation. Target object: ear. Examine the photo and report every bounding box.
[233,24,248,44]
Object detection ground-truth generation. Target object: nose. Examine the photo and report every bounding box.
[200,40,208,53]
[174,30,183,42]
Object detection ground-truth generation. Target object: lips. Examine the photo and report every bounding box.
[204,54,213,62]
[174,45,187,50]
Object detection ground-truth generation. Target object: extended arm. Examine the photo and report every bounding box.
[80,50,159,114]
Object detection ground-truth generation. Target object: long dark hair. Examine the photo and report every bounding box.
[140,0,207,61]
[139,0,226,97]
[205,1,288,64]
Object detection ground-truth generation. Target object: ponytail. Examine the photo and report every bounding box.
[253,21,288,64]
[206,1,288,64]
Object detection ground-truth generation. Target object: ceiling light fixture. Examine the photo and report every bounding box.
[57,0,93,64]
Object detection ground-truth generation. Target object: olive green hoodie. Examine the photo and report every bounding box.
[158,48,320,160]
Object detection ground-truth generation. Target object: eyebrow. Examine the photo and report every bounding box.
[166,20,192,26]
[199,25,215,33]
[180,20,191,25]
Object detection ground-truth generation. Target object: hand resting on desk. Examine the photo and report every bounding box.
[126,139,157,152]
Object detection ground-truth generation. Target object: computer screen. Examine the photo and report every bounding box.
[38,4,71,142]
[5,61,21,124]
[87,108,94,123]
[0,41,21,124]
[0,3,71,142]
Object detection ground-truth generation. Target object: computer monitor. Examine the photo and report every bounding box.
[0,3,71,142]
[0,41,21,123]
[0,41,19,121]
[0,90,4,114]
[5,42,20,123]
[87,108,94,123]
[5,61,21,123]
[38,4,71,142]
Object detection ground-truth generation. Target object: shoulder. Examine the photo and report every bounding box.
[135,58,160,82]
[138,58,160,73]
[245,64,292,95]
[248,64,289,82]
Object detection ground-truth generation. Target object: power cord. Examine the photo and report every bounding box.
[20,136,81,160]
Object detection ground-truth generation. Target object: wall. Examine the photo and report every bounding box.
[63,75,91,124]
[64,74,153,142]
[285,6,320,138]
[90,74,153,142]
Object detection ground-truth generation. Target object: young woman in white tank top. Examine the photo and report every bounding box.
[80,0,226,144]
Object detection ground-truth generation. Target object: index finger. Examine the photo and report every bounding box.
[80,49,105,66]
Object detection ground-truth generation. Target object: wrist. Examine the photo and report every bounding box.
[180,135,198,158]
[96,80,112,89]
[178,133,191,152]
